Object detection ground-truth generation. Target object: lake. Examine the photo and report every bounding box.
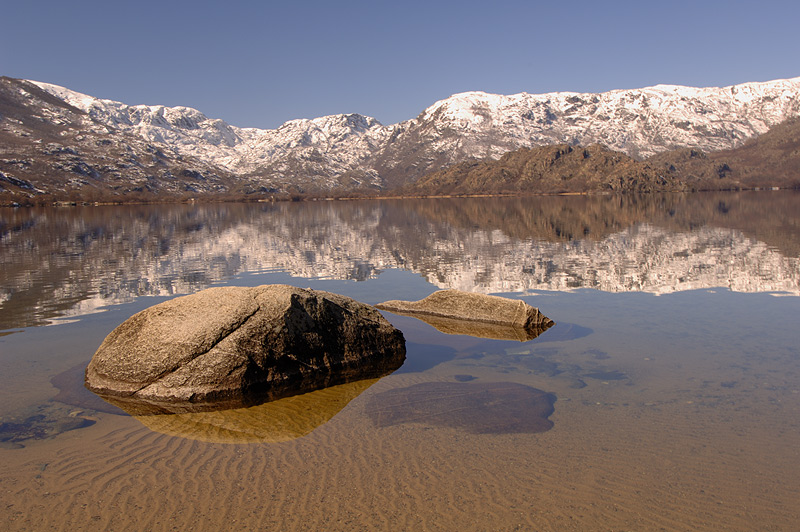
[1,191,799,531]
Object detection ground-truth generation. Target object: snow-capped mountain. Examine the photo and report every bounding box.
[29,80,392,190]
[8,76,800,195]
[0,78,239,199]
[413,79,800,159]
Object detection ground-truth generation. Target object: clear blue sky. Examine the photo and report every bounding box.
[2,0,798,129]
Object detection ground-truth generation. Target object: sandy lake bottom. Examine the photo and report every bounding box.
[2,194,799,530]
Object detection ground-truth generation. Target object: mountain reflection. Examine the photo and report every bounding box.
[1,191,799,331]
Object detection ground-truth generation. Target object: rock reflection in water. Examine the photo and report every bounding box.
[105,378,383,444]
[367,381,556,434]
[381,312,554,341]
[51,362,390,443]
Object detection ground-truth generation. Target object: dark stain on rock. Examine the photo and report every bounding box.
[366,381,556,434]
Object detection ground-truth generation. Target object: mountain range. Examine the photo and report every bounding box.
[1,75,800,203]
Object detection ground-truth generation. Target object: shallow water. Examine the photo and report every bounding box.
[1,192,799,530]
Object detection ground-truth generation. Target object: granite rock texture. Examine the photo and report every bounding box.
[85,285,405,409]
[375,289,553,341]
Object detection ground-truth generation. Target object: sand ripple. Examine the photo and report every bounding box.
[2,373,799,531]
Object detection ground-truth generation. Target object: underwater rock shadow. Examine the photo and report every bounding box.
[388,320,592,375]
[50,363,394,444]
[121,377,383,444]
[529,322,593,343]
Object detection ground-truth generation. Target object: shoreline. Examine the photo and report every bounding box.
[1,185,794,208]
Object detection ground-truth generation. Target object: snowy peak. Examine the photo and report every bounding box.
[30,80,245,149]
[420,91,518,123]
[13,76,800,194]
[267,113,385,149]
[414,77,800,159]
[29,80,389,185]
[0,77,239,200]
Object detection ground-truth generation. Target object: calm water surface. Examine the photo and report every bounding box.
[1,192,799,530]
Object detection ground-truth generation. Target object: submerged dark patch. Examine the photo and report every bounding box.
[366,381,556,434]
[0,404,96,447]
[583,370,627,380]
[585,349,611,360]
[518,356,563,377]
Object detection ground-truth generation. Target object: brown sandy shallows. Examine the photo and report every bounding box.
[2,362,799,532]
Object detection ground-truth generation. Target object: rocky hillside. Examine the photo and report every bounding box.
[407,117,800,195]
[2,75,800,202]
[372,80,800,188]
[27,80,390,194]
[405,144,686,195]
[0,78,243,203]
[648,117,800,190]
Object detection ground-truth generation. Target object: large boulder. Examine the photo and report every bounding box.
[375,289,554,341]
[85,285,405,411]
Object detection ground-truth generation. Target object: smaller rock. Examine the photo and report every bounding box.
[376,290,554,341]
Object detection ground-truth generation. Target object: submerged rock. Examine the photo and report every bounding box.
[375,290,554,341]
[85,285,405,410]
[0,403,97,447]
[366,381,556,434]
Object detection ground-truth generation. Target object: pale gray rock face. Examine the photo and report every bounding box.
[85,285,405,410]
